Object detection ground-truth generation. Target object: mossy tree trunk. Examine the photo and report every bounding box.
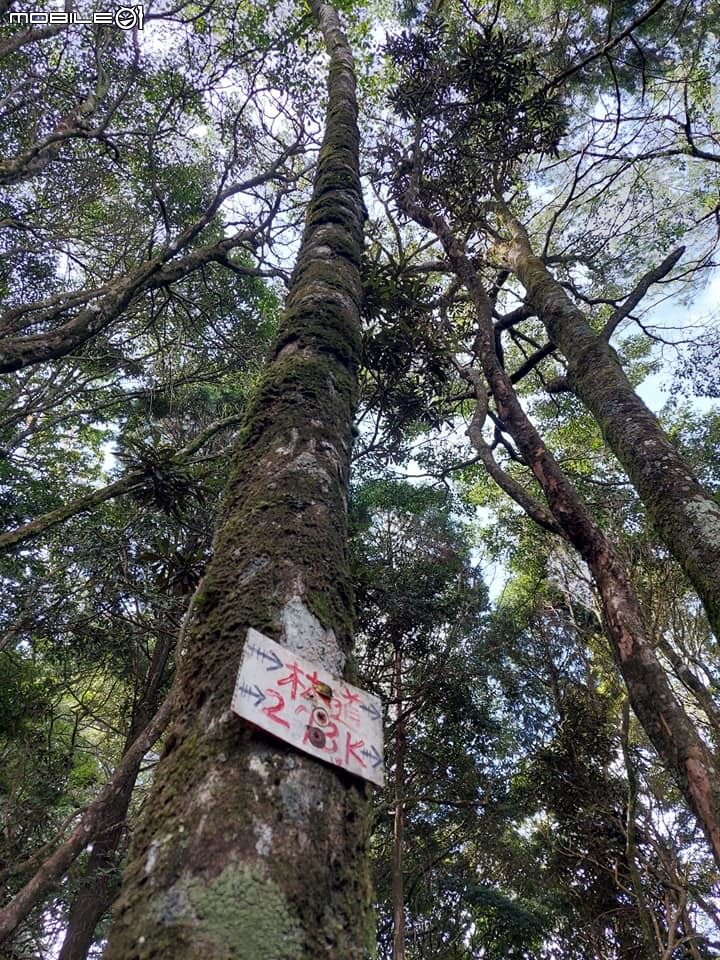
[103,4,373,958]
[402,194,720,870]
[500,213,720,643]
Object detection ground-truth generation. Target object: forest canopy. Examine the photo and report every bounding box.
[0,1,719,958]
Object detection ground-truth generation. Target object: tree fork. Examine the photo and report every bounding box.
[103,3,373,958]
[403,194,720,869]
[499,211,720,643]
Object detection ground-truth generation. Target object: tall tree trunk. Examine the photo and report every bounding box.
[499,212,720,642]
[392,644,406,960]
[103,4,373,958]
[402,194,720,869]
[57,635,173,960]
[59,796,129,960]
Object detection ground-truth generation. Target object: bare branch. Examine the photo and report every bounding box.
[601,246,685,341]
[510,341,557,384]
[544,0,670,93]
[461,364,562,536]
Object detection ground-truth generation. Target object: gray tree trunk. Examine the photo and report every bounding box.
[501,215,720,643]
[103,4,373,958]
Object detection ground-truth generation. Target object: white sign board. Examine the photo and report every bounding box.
[232,628,384,786]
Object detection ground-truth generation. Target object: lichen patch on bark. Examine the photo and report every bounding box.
[252,820,274,857]
[280,595,345,673]
[153,863,304,960]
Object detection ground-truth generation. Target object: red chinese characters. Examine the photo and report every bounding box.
[231,628,384,786]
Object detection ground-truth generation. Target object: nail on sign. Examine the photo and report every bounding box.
[232,628,384,786]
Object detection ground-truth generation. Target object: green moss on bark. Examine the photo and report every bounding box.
[515,248,720,641]
[183,864,303,959]
[104,4,374,957]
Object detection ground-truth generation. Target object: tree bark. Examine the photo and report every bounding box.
[103,4,373,958]
[403,194,720,869]
[392,644,406,960]
[500,212,720,643]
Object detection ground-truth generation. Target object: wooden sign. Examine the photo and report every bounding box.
[232,628,384,786]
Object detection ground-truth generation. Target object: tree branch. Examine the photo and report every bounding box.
[601,246,685,341]
[461,364,562,536]
[0,414,242,551]
[510,341,557,384]
[544,0,670,93]
[0,227,265,373]
[0,43,111,186]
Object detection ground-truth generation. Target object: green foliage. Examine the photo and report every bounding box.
[0,652,52,741]
[0,647,107,864]
[1,0,720,957]
[458,882,553,959]
[382,17,567,203]
[351,478,486,653]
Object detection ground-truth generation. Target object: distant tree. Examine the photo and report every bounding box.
[350,480,491,959]
[482,560,718,959]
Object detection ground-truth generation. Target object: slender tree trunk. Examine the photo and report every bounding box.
[103,5,373,958]
[620,699,659,960]
[58,783,134,960]
[392,644,406,960]
[57,636,173,960]
[500,213,720,642]
[0,694,173,946]
[656,637,720,740]
[402,194,720,869]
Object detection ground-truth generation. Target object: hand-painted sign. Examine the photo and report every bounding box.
[232,628,384,786]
